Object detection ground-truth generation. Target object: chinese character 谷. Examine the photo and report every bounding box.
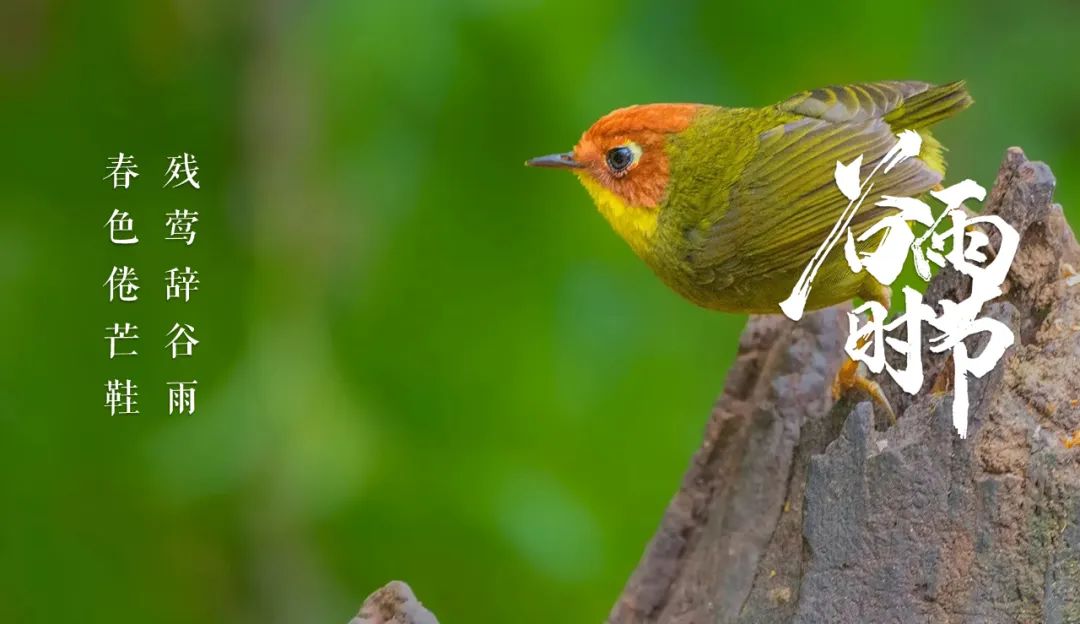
[104,209,139,245]
[164,153,200,189]
[165,266,199,301]
[105,322,139,358]
[780,130,923,321]
[165,323,199,358]
[167,380,197,414]
[165,209,199,245]
[103,152,139,189]
[104,266,139,302]
[105,379,139,415]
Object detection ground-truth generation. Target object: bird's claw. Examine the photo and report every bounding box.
[833,357,897,425]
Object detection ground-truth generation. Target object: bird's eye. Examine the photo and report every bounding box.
[605,145,636,173]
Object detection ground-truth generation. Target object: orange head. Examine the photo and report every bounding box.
[526,104,701,209]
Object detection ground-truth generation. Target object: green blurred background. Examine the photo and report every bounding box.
[1,1,1078,622]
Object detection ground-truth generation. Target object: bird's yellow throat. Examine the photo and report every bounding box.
[575,172,659,256]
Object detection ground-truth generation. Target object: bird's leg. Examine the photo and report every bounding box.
[1064,375,1080,447]
[831,278,897,425]
[929,354,954,395]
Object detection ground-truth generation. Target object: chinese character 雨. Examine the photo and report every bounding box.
[104,153,139,189]
[165,323,199,358]
[164,153,200,189]
[104,266,139,302]
[105,209,139,245]
[105,379,139,415]
[165,266,199,301]
[167,380,197,414]
[105,322,139,358]
[165,209,199,245]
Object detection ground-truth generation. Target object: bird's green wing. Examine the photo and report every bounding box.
[686,82,966,283]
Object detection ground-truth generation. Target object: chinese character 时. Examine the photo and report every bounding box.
[165,209,199,245]
[165,323,199,358]
[164,153,200,189]
[167,380,198,415]
[105,379,139,415]
[845,286,935,396]
[104,209,139,245]
[165,267,199,301]
[104,266,139,302]
[105,322,139,358]
[103,152,139,189]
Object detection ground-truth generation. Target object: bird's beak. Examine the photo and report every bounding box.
[525,152,582,169]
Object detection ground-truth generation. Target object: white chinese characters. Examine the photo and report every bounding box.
[105,379,139,415]
[105,323,139,358]
[103,152,202,415]
[164,153,201,189]
[166,323,199,358]
[167,381,198,415]
[783,133,1019,438]
[104,266,139,302]
[165,267,200,302]
[104,153,139,189]
[165,209,199,245]
[105,209,139,245]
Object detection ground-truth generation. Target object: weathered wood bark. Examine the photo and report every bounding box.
[350,581,439,624]
[354,148,1080,623]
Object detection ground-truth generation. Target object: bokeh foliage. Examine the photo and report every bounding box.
[1,1,1077,622]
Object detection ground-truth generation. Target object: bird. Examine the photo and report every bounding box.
[526,80,971,315]
[526,81,973,420]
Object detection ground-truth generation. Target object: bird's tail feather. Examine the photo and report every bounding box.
[885,80,973,130]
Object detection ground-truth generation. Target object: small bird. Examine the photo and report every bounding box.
[526,81,972,315]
